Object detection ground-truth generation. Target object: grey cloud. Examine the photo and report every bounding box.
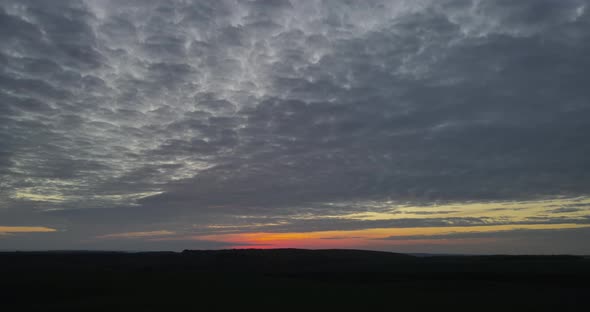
[549,207,585,214]
[1,0,590,251]
[377,227,590,242]
[440,0,587,36]
[251,217,496,233]
[381,226,590,254]
[0,231,239,252]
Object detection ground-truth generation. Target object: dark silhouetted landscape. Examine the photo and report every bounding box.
[2,249,589,309]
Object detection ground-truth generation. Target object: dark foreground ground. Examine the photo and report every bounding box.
[2,249,589,310]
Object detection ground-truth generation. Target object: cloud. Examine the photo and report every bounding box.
[370,226,590,253]
[549,207,585,214]
[1,0,590,251]
[0,226,57,234]
[96,230,175,240]
[378,228,586,240]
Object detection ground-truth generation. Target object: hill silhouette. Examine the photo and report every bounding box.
[2,249,588,309]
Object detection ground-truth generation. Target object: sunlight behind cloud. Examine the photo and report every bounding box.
[332,197,590,222]
[188,223,590,250]
[13,192,66,203]
[0,226,57,234]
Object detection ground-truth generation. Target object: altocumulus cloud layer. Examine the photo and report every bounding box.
[1,0,590,252]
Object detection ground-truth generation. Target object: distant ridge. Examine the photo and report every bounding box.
[180,248,415,272]
[181,248,415,258]
[3,248,590,308]
[2,248,586,274]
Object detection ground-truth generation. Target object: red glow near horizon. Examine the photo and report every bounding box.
[192,224,590,250]
[222,236,496,250]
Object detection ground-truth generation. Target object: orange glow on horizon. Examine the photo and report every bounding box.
[0,226,57,234]
[186,223,590,250]
[228,238,497,250]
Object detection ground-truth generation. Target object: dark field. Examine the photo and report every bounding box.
[2,249,589,310]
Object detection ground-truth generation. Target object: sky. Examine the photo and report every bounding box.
[1,0,590,254]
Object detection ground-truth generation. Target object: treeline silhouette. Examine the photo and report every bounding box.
[2,249,588,309]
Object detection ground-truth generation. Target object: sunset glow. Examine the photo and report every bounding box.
[0,227,57,234]
[179,223,590,250]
